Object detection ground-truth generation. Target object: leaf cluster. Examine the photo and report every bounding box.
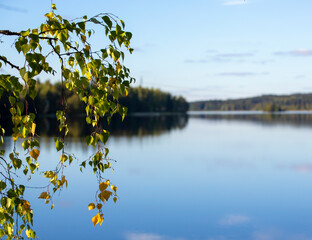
[0,4,134,238]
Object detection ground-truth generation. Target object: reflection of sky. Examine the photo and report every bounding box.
[4,115,312,239]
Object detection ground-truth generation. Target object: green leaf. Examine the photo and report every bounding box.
[90,18,100,24]
[0,181,6,191]
[57,31,68,43]
[26,228,36,239]
[0,229,4,238]
[120,19,125,28]
[86,135,94,146]
[86,116,91,124]
[20,29,30,37]
[30,139,40,148]
[69,155,73,164]
[102,16,112,29]
[78,22,85,32]
[22,140,29,150]
[104,148,109,158]
[56,111,63,120]
[55,138,64,151]
[8,96,16,106]
[21,43,31,55]
[126,32,132,40]
[13,158,22,169]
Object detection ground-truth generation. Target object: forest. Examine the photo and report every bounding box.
[0,80,189,117]
[189,93,312,111]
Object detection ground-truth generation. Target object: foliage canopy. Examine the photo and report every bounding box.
[0,4,134,239]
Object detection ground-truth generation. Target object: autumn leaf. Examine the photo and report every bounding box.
[38,192,50,199]
[98,190,112,202]
[99,182,108,192]
[110,185,117,192]
[99,214,104,225]
[92,213,100,226]
[31,123,36,136]
[30,149,40,160]
[88,203,95,210]
[22,200,31,212]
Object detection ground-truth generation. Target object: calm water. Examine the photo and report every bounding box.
[4,112,312,240]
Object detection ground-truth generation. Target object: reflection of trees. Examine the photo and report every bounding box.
[190,112,312,127]
[109,114,188,137]
[0,114,189,138]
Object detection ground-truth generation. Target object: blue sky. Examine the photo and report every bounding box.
[1,0,312,101]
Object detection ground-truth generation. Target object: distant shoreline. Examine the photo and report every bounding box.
[189,93,312,112]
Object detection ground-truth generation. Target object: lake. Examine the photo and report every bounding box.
[4,111,312,240]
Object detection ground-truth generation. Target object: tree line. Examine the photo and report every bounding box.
[0,81,188,117]
[189,93,312,111]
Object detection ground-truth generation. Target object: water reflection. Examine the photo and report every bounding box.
[2,112,312,239]
[0,114,189,138]
[189,111,312,127]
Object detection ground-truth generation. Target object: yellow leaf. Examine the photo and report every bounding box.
[92,213,100,226]
[44,12,55,20]
[88,203,95,211]
[113,197,117,203]
[25,229,31,238]
[116,63,122,73]
[30,149,40,160]
[96,203,103,210]
[99,182,108,192]
[106,180,110,185]
[61,175,66,185]
[110,185,117,192]
[31,123,36,136]
[86,71,91,80]
[60,154,67,163]
[51,204,54,209]
[99,214,104,225]
[42,25,49,32]
[12,132,21,142]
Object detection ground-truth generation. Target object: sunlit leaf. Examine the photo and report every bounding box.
[92,213,100,226]
[88,203,95,210]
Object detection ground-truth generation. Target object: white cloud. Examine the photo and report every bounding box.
[277,164,312,173]
[125,233,163,240]
[219,214,250,226]
[223,1,247,6]
[274,49,312,56]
